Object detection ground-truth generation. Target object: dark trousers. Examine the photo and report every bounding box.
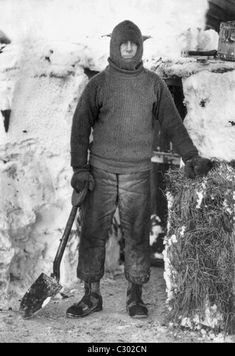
[77,166,151,285]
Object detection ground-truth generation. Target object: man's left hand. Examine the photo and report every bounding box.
[184,156,213,179]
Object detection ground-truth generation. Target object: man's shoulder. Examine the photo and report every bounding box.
[87,70,106,86]
[143,68,165,91]
[143,67,162,82]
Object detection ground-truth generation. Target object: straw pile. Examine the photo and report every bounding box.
[163,161,235,334]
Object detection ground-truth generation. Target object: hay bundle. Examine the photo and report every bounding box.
[164,161,235,334]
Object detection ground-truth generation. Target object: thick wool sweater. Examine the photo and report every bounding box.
[70,65,198,173]
[70,20,198,173]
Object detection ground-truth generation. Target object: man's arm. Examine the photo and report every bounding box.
[153,77,198,163]
[70,79,99,169]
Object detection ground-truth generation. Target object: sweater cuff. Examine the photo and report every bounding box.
[72,164,90,173]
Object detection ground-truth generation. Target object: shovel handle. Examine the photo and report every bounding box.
[52,184,88,282]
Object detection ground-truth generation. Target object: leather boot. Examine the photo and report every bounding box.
[126,283,148,318]
[66,282,102,318]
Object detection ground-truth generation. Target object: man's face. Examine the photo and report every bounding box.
[120,41,138,60]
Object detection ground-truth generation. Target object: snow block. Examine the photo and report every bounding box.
[0,41,90,309]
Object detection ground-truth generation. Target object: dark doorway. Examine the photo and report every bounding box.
[150,76,187,266]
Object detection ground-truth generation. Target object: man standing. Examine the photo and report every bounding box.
[67,20,211,319]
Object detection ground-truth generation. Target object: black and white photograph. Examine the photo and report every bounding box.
[0,0,234,345]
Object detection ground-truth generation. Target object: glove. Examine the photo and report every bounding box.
[71,168,95,193]
[184,156,213,179]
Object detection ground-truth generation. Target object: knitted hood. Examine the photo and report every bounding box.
[108,20,143,72]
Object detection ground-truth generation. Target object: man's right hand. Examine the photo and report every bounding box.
[71,168,95,193]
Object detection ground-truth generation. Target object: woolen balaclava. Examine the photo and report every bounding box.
[108,20,143,72]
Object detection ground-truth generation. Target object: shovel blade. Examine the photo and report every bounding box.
[19,272,62,318]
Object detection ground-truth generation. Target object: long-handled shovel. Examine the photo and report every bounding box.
[19,186,87,319]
